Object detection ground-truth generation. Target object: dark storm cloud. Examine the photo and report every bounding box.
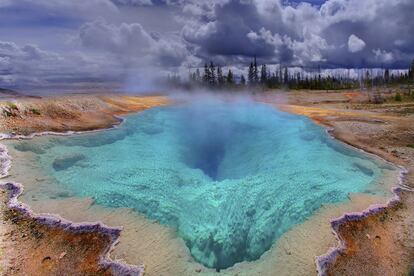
[183,0,281,58]
[316,0,414,68]
[181,0,414,68]
[182,0,323,65]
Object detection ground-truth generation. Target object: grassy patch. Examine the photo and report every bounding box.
[6,102,18,110]
[395,92,402,101]
[2,102,20,117]
[386,91,414,103]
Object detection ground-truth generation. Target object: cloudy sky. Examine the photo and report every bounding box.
[0,0,413,88]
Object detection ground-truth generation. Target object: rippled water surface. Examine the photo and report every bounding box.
[13,99,390,269]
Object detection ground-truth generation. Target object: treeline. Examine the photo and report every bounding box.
[167,58,414,90]
[187,62,240,88]
[243,57,360,90]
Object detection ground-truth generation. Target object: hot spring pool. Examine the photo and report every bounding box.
[10,99,392,270]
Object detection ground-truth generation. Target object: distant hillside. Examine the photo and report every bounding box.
[0,88,41,99]
[0,87,23,98]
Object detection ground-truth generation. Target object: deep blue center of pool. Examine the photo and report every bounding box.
[18,99,385,270]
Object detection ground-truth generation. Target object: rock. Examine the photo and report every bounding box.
[59,252,67,259]
[142,126,163,135]
[353,163,374,176]
[56,191,71,198]
[42,256,52,263]
[14,142,46,154]
[52,153,86,171]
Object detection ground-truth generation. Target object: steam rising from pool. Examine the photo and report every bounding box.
[15,98,390,270]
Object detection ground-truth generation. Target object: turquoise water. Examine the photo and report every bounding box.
[15,99,387,270]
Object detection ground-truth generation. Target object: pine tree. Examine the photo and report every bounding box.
[260,64,267,84]
[318,74,322,89]
[248,62,255,85]
[203,63,210,84]
[384,69,390,84]
[226,69,234,85]
[279,66,283,85]
[190,72,196,83]
[305,76,310,89]
[240,74,246,85]
[270,72,277,88]
[296,72,301,86]
[209,62,216,85]
[365,70,371,89]
[410,58,414,81]
[283,67,289,84]
[196,68,201,83]
[253,56,259,84]
[217,66,225,86]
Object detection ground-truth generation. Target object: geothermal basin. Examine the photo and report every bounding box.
[3,98,398,273]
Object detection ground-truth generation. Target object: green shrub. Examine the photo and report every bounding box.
[6,102,18,110]
[395,92,402,101]
[30,108,41,115]
[408,144,414,149]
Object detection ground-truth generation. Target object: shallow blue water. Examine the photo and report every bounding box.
[16,99,388,269]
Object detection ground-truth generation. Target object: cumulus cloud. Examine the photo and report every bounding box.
[74,18,193,91]
[185,0,325,66]
[348,34,366,53]
[180,0,414,68]
[0,41,60,85]
[78,19,189,67]
[79,20,155,55]
[373,49,394,63]
[0,41,59,64]
[0,40,122,87]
